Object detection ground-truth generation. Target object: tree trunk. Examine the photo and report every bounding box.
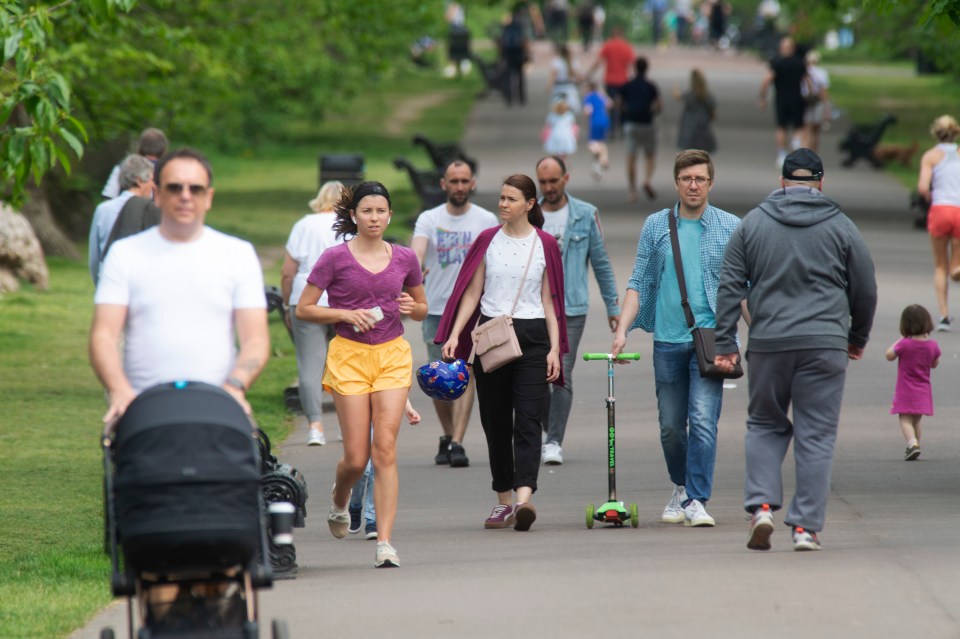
[20,183,82,260]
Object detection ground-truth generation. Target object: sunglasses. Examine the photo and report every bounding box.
[162,182,209,196]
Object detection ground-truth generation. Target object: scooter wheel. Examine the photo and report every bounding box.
[630,503,639,528]
[585,504,595,529]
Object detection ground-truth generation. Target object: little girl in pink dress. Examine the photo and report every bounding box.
[885,304,941,461]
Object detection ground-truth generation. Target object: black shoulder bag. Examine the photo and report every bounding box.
[668,209,743,380]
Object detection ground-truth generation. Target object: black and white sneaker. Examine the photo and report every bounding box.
[936,316,951,332]
[447,443,470,467]
[435,436,452,465]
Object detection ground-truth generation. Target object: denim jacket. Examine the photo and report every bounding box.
[553,194,620,317]
[627,204,740,333]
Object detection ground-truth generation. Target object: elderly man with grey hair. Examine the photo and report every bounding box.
[101,127,168,199]
[88,154,159,283]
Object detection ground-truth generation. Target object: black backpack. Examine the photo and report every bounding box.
[501,22,524,52]
[102,196,161,260]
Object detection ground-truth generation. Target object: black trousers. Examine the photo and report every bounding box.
[473,316,549,493]
[503,60,527,106]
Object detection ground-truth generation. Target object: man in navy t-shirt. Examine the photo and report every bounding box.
[618,57,661,203]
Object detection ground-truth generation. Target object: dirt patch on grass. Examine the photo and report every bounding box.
[385,91,457,136]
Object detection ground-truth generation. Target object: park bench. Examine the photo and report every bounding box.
[412,133,478,173]
[470,54,504,99]
[318,153,365,188]
[839,114,897,168]
[393,156,446,212]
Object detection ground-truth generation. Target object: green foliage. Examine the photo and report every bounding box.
[2,0,448,209]
[774,1,960,76]
[0,0,139,206]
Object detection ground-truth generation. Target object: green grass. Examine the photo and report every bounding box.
[828,64,960,190]
[0,63,480,639]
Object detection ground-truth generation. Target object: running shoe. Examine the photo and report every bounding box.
[375,542,399,568]
[747,504,775,551]
[792,527,822,551]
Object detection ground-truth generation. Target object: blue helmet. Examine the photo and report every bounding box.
[416,359,470,401]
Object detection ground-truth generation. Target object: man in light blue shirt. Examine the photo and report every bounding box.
[88,155,155,284]
[536,155,620,465]
[612,149,740,527]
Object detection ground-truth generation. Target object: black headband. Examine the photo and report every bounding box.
[351,183,391,210]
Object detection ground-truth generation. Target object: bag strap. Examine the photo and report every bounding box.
[510,232,539,316]
[467,231,539,363]
[667,206,697,330]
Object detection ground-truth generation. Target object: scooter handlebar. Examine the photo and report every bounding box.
[582,353,641,361]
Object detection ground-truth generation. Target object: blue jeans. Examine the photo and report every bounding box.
[348,459,375,524]
[653,341,723,504]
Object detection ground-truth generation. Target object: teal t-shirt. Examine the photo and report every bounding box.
[654,217,715,342]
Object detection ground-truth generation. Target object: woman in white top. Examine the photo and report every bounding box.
[281,181,346,445]
[438,174,566,532]
[918,115,960,330]
[548,42,581,114]
[801,50,831,152]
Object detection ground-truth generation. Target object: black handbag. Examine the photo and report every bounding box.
[668,208,743,380]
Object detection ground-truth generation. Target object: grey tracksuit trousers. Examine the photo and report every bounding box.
[744,349,848,533]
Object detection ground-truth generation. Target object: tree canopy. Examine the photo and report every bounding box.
[2,0,443,209]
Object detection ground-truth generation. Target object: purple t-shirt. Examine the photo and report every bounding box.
[307,242,422,345]
[890,337,941,416]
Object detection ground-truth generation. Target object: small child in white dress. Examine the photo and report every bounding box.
[543,97,578,159]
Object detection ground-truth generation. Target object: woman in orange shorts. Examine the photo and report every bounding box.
[297,181,426,568]
[918,115,960,331]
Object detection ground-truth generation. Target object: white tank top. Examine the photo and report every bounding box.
[932,143,960,206]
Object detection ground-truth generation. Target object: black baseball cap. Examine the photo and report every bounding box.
[782,148,824,181]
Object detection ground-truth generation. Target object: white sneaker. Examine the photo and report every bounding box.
[792,527,822,551]
[542,442,563,465]
[936,316,952,332]
[661,485,687,523]
[747,504,775,550]
[327,484,351,538]
[683,499,716,527]
[375,542,399,568]
[307,429,326,446]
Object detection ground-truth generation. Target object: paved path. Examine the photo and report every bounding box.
[73,43,960,639]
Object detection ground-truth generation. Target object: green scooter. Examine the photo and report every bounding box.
[582,352,641,529]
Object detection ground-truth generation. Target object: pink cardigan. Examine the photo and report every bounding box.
[433,226,569,386]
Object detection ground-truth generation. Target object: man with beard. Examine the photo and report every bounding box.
[535,155,620,465]
[412,160,498,467]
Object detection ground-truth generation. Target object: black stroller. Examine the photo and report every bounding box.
[101,381,290,639]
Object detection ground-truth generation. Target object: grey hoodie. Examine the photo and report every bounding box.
[714,186,877,354]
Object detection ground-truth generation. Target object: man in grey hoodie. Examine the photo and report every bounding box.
[713,148,877,552]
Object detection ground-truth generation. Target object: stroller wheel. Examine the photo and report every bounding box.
[272,619,290,639]
[100,629,115,639]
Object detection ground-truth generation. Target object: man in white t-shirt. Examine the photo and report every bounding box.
[411,160,498,467]
[89,148,270,426]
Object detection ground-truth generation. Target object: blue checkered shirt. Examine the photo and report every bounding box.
[627,204,740,334]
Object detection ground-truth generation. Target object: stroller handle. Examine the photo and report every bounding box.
[582,353,641,361]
